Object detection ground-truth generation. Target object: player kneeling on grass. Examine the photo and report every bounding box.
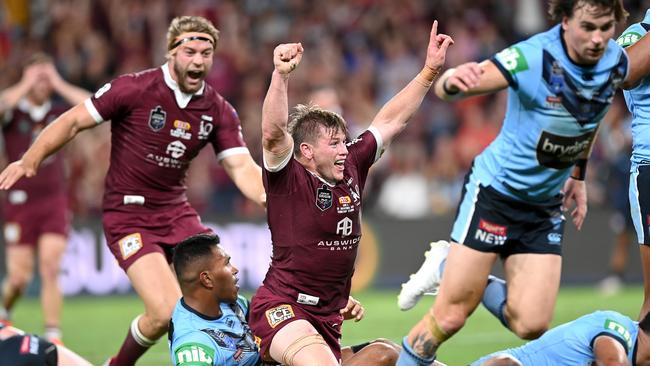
[169,233,405,366]
[472,309,650,366]
[0,323,92,366]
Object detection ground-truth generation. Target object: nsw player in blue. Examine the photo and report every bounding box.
[396,1,634,365]
[617,9,650,320]
[169,234,403,366]
[471,310,650,366]
[169,234,261,366]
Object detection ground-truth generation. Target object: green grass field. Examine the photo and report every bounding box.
[11,286,645,365]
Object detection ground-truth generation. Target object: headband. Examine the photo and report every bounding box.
[170,36,214,50]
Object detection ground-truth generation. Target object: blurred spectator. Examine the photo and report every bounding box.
[0,0,645,219]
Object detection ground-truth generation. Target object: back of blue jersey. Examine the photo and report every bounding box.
[476,24,627,201]
[618,9,650,165]
[169,296,260,366]
[471,310,638,365]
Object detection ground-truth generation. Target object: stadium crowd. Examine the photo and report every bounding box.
[0,0,647,221]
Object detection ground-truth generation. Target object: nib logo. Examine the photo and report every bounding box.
[175,343,214,365]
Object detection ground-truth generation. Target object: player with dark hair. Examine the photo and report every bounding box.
[0,16,265,366]
[471,309,650,365]
[0,323,93,366]
[0,53,90,343]
[395,1,635,365]
[248,20,453,366]
[170,233,403,366]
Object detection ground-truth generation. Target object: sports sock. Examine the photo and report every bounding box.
[482,275,509,328]
[112,316,157,366]
[395,337,436,366]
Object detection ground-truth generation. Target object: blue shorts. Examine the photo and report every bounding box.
[629,163,650,244]
[450,168,565,256]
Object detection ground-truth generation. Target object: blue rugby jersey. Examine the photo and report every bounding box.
[474,24,627,201]
[471,310,638,365]
[618,9,650,166]
[169,295,261,366]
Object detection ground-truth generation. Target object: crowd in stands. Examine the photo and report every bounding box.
[0,0,647,219]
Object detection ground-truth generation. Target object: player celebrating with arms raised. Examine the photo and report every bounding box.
[248,21,452,365]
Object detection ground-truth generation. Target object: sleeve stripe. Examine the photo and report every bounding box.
[367,125,383,163]
[642,23,650,31]
[84,99,105,124]
[263,148,293,172]
[216,146,250,161]
[490,58,518,90]
[589,332,630,353]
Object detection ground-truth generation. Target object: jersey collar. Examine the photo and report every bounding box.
[162,62,205,109]
[17,98,52,122]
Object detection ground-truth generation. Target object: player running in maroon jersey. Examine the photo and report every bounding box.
[0,16,265,366]
[0,53,90,343]
[248,21,453,365]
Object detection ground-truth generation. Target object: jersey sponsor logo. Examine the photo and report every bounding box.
[19,335,39,354]
[147,153,184,169]
[118,233,143,260]
[604,319,632,350]
[336,217,353,237]
[347,137,362,146]
[94,83,111,99]
[3,223,21,244]
[265,304,295,328]
[536,130,592,169]
[616,31,643,47]
[337,196,355,214]
[345,178,361,204]
[174,342,215,365]
[316,185,333,211]
[166,140,187,159]
[171,120,192,140]
[317,236,360,251]
[474,219,507,245]
[496,46,529,74]
[148,106,167,132]
[198,117,213,140]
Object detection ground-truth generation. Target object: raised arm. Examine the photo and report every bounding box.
[370,21,453,146]
[42,62,91,105]
[0,103,97,189]
[262,43,303,169]
[434,59,509,101]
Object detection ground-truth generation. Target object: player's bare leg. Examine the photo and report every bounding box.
[397,243,496,365]
[502,253,561,339]
[639,245,650,319]
[1,245,34,322]
[108,252,181,366]
[341,339,400,366]
[269,319,339,366]
[38,233,67,342]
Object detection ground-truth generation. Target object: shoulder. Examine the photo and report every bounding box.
[492,31,547,78]
[617,23,648,48]
[94,68,161,100]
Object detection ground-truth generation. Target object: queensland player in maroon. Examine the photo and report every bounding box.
[0,54,90,343]
[249,21,453,365]
[0,16,265,366]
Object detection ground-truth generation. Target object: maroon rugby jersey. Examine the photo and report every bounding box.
[2,100,67,198]
[262,128,383,315]
[84,64,248,210]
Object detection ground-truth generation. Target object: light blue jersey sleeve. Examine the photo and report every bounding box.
[618,9,650,165]
[491,37,543,105]
[171,332,222,366]
[470,311,638,366]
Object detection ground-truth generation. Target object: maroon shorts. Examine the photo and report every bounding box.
[2,194,70,247]
[103,201,211,271]
[249,285,344,362]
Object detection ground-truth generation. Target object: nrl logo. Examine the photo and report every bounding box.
[148,106,166,132]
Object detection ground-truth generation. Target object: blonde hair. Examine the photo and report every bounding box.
[289,104,348,157]
[166,16,220,51]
